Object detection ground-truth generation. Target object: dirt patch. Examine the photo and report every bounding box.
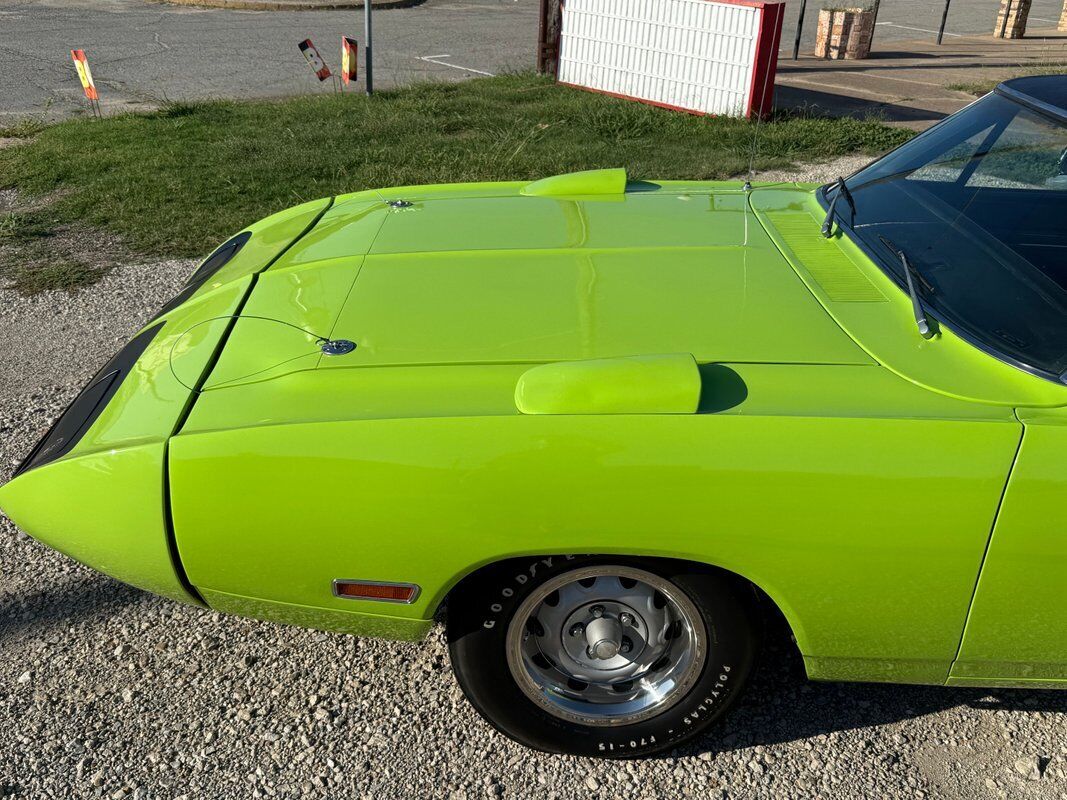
[0,188,140,294]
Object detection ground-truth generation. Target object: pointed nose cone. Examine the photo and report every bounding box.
[0,443,199,606]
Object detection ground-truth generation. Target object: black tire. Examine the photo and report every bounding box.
[447,555,757,758]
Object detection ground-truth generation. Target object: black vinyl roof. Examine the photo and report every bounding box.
[997,75,1067,120]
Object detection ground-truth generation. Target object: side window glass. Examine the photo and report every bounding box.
[966,110,1067,190]
[908,126,993,183]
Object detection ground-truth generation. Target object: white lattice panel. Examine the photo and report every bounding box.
[558,0,782,118]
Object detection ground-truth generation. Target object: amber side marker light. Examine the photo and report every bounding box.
[332,580,420,604]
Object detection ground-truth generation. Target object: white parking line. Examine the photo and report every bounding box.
[418,55,495,76]
[876,21,963,37]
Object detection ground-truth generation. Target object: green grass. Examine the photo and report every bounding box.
[0,211,53,243]
[0,118,45,139]
[0,73,912,262]
[948,63,1067,97]
[9,260,102,293]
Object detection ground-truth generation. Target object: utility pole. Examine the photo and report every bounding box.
[937,0,952,44]
[364,0,374,95]
[792,0,807,60]
[868,0,882,49]
[1000,0,1014,38]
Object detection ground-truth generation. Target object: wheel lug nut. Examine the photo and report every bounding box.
[619,613,634,627]
[620,637,633,654]
[569,623,585,638]
[590,605,605,618]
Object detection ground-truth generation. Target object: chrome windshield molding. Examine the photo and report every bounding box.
[995,83,1067,126]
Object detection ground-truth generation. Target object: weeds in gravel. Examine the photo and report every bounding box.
[0,196,124,294]
[9,259,101,293]
[0,118,45,139]
[948,62,1067,97]
[0,211,52,243]
[0,73,913,285]
[0,212,19,241]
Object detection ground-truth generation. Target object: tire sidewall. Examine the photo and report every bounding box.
[448,554,756,758]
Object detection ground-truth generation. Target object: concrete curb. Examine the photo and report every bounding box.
[155,0,423,11]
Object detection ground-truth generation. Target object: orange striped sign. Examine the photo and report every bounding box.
[298,39,332,82]
[341,37,358,85]
[71,49,98,101]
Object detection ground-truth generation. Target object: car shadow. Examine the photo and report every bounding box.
[0,571,148,645]
[672,617,1067,759]
[5,564,1063,758]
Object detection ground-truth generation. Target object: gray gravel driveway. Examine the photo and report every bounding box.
[1,157,1066,799]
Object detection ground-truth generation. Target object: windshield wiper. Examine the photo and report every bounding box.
[879,236,935,340]
[821,176,856,238]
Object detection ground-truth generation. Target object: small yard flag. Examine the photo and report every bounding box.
[341,37,359,85]
[298,39,332,82]
[71,49,98,101]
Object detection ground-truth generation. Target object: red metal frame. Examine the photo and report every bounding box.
[556,0,785,119]
[747,2,785,119]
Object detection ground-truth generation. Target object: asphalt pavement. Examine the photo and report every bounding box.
[2,0,1066,121]
[0,0,538,120]
[776,0,1067,58]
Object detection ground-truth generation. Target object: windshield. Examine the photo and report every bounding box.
[827,88,1067,383]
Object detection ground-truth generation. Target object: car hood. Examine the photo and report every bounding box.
[196,177,872,390]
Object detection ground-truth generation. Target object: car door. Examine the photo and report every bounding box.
[951,406,1067,686]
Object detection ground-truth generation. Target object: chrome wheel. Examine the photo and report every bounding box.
[505,565,706,727]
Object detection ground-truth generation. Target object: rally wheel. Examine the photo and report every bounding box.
[447,556,757,757]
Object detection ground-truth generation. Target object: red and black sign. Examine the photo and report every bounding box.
[298,39,332,81]
[341,36,359,85]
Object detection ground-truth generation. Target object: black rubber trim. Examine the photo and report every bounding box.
[160,197,335,603]
[185,231,253,288]
[14,322,165,477]
[162,440,206,606]
[149,231,252,323]
[167,198,334,438]
[995,81,1067,126]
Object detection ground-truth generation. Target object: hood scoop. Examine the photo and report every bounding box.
[521,168,628,198]
[515,354,701,415]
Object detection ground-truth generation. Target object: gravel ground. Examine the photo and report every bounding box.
[753,155,872,185]
[2,158,1066,799]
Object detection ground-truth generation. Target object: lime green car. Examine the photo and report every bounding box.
[3,77,1066,757]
